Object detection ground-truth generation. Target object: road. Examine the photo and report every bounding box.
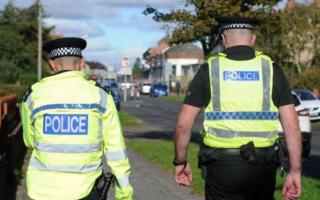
[124,96,203,133]
[124,96,320,179]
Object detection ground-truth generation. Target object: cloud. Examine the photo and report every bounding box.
[45,18,105,37]
[84,46,145,68]
[96,0,182,8]
[86,40,112,52]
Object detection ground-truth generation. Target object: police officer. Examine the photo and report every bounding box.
[173,17,301,200]
[21,37,133,200]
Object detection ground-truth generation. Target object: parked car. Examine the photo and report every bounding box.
[150,83,168,97]
[293,89,320,121]
[102,84,121,111]
[120,82,134,90]
[278,91,312,157]
[140,83,151,95]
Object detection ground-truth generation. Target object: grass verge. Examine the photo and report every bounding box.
[119,111,142,126]
[127,139,319,200]
[161,95,185,102]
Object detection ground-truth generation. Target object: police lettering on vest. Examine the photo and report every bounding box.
[223,71,260,81]
[43,114,88,135]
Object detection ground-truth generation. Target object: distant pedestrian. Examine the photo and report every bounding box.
[175,81,181,95]
[135,85,140,99]
[130,85,135,100]
[21,37,133,200]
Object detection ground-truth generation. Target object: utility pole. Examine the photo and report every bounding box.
[37,0,42,81]
[124,75,127,103]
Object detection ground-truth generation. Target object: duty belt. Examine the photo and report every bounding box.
[209,146,273,156]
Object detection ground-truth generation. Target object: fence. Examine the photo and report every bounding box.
[0,94,24,199]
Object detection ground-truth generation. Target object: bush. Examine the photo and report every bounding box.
[0,83,27,102]
[19,72,37,87]
[287,68,320,90]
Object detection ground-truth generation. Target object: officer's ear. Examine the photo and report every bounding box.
[250,34,256,47]
[221,33,226,47]
[49,59,58,72]
[79,58,85,70]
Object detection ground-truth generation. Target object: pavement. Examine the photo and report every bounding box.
[125,148,202,200]
[106,124,203,200]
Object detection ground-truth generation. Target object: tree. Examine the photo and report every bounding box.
[133,57,142,69]
[132,57,143,78]
[0,1,53,84]
[279,5,320,74]
[144,0,281,56]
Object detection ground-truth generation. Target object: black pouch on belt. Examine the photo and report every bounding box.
[197,142,222,179]
[95,172,116,200]
[240,141,257,164]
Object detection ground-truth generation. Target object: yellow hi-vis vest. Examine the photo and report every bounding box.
[21,71,133,200]
[203,52,279,148]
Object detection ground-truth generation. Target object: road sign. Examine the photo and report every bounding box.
[119,57,132,75]
[121,57,130,68]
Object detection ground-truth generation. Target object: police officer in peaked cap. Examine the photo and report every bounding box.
[21,37,134,200]
[173,16,301,200]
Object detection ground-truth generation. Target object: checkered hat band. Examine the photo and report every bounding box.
[221,23,254,30]
[49,47,82,59]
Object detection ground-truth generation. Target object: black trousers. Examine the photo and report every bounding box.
[205,155,277,200]
[81,187,100,200]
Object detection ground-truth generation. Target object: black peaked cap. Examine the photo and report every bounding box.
[215,16,259,31]
[43,37,87,59]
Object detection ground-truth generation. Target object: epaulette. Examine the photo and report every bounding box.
[205,52,226,62]
[95,82,111,94]
[22,87,33,102]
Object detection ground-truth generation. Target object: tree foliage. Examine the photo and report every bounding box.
[0,1,52,84]
[144,0,281,56]
[280,5,320,74]
[132,57,143,78]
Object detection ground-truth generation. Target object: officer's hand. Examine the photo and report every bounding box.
[174,163,192,186]
[282,171,301,200]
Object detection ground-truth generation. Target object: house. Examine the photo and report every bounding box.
[164,43,204,88]
[143,38,204,89]
[83,61,117,83]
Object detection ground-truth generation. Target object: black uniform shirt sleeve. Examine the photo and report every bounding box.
[272,64,294,107]
[183,64,211,108]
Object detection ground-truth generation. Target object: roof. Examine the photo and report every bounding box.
[164,43,204,60]
[86,61,106,70]
[143,37,170,60]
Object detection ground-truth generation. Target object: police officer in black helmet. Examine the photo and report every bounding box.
[173,16,302,200]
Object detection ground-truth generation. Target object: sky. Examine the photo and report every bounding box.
[0,0,290,69]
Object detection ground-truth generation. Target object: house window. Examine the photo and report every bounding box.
[182,65,189,76]
[192,64,199,74]
[172,65,176,76]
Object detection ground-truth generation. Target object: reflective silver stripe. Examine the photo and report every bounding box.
[29,155,102,173]
[99,88,108,110]
[35,142,100,153]
[98,88,108,149]
[211,58,220,111]
[106,150,128,161]
[117,176,130,187]
[25,95,37,147]
[262,58,271,111]
[26,95,33,111]
[205,127,278,138]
